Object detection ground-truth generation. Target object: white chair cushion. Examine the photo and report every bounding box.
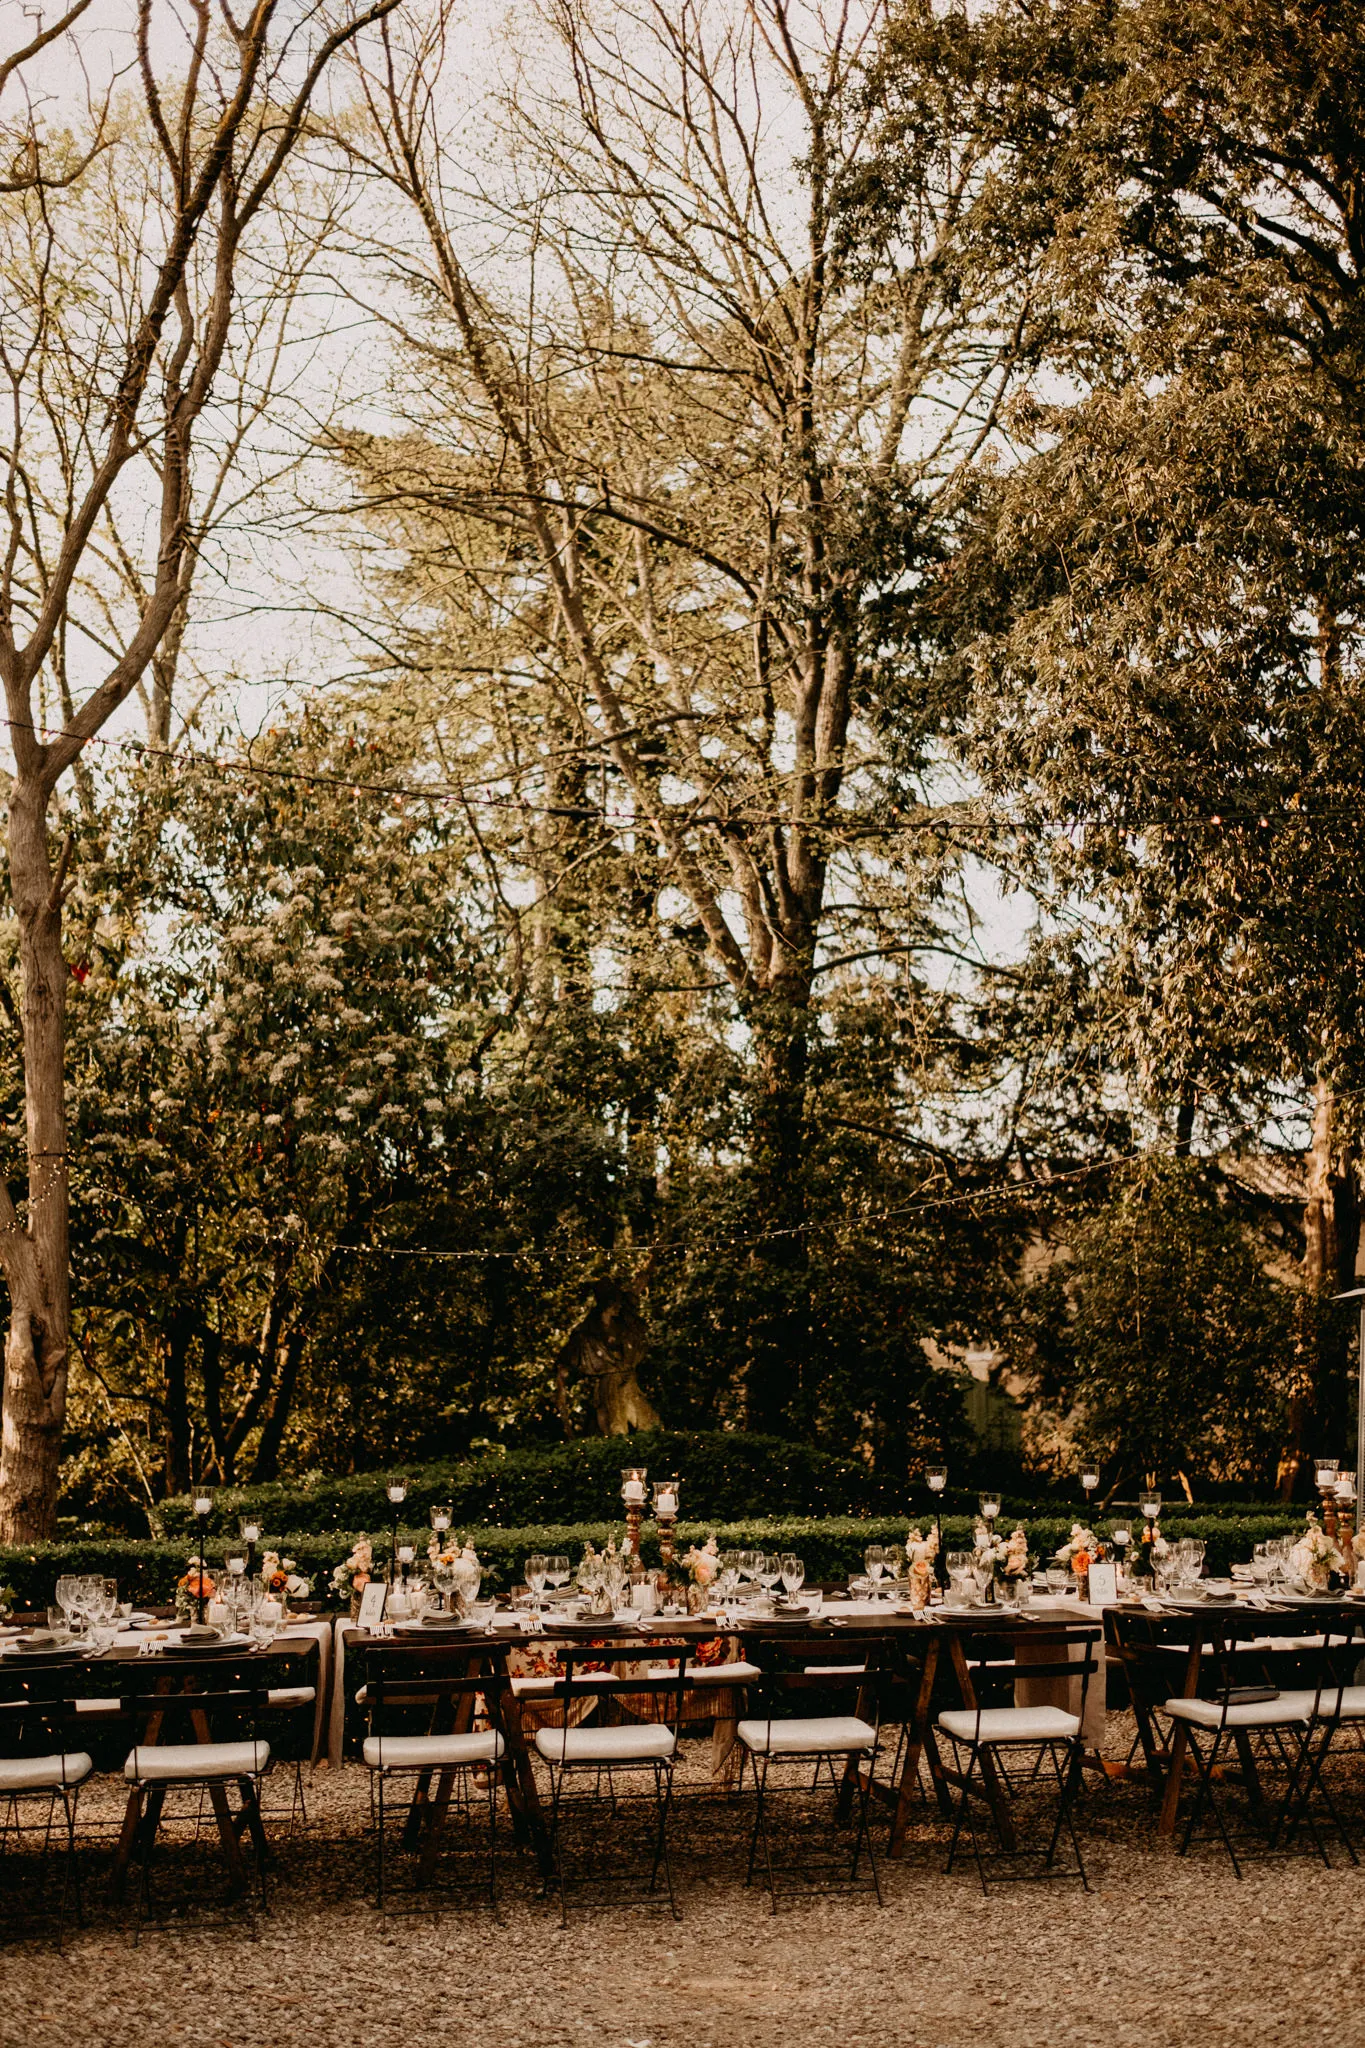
[364,1731,503,1771]
[75,1696,126,1718]
[646,1662,762,1685]
[1164,1695,1307,1731]
[938,1706,1079,1744]
[124,1739,270,1783]
[803,1664,865,1676]
[534,1722,675,1764]
[0,1751,93,1792]
[266,1686,316,1709]
[737,1714,876,1756]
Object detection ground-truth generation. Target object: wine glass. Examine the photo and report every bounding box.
[780,1553,804,1599]
[755,1554,781,1604]
[525,1554,548,1611]
[547,1554,570,1595]
[864,1544,886,1595]
[945,1552,975,1604]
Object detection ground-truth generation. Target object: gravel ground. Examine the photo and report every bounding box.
[3,1716,1364,2048]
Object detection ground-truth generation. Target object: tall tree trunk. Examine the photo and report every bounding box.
[0,784,70,1540]
[743,979,812,1436]
[162,1307,194,1496]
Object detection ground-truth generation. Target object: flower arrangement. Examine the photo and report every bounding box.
[976,1522,1031,1588]
[683,1535,719,1585]
[904,1527,939,1608]
[175,1558,217,1618]
[331,1537,374,1605]
[1054,1524,1098,1587]
[1290,1514,1346,1591]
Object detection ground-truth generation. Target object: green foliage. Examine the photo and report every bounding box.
[155,1431,908,1538]
[1018,1159,1297,1490]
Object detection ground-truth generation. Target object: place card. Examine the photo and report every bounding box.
[356,1580,388,1630]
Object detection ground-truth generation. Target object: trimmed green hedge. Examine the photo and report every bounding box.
[0,1509,1312,1609]
[153,1432,907,1538]
[148,1434,1305,1543]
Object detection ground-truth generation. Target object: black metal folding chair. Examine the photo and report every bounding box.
[362,1643,506,1918]
[533,1649,690,1926]
[937,1624,1099,1894]
[735,1636,886,1912]
[0,1685,92,1948]
[121,1675,272,1941]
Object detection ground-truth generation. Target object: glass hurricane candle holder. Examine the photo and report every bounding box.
[621,1467,648,1506]
[926,1467,947,1494]
[652,1478,680,1518]
[979,1492,1000,1523]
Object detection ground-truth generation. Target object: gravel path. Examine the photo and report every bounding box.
[3,1718,1363,2048]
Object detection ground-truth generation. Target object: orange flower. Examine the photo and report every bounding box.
[1071,1551,1091,1575]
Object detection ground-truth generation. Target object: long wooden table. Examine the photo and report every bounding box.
[1104,1595,1365,1834]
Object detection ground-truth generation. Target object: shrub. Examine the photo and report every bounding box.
[153,1431,904,1539]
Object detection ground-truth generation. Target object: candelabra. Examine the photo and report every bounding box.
[1316,1458,1341,1541]
[1081,1463,1099,1514]
[621,1466,648,1555]
[653,1476,680,1561]
[926,1466,948,1585]
[1335,1470,1356,1554]
[239,1514,261,1583]
[386,1475,408,1584]
[193,1485,214,1626]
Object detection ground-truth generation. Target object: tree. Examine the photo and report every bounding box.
[947,0,1365,1483]
[333,0,1062,1428]
[0,0,397,1538]
[1041,1158,1295,1491]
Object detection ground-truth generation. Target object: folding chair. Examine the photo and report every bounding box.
[121,1677,272,1941]
[735,1636,885,1911]
[1159,1619,1327,1876]
[363,1644,505,1917]
[937,1624,1099,1894]
[0,1688,92,1948]
[534,1649,690,1926]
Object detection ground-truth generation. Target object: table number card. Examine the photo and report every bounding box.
[357,1580,388,1630]
[1086,1561,1118,1607]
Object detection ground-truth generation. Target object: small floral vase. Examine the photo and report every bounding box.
[687,1582,707,1614]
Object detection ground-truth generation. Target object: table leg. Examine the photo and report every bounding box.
[889,1636,943,1855]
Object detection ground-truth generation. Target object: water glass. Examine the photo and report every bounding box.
[780,1554,804,1598]
[864,1545,886,1592]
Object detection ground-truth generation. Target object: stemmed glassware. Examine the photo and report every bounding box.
[546,1554,570,1597]
[779,1553,804,1600]
[864,1544,886,1597]
[525,1553,548,1611]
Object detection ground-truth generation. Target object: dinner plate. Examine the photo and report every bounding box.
[557,1615,634,1635]
[3,1643,92,1665]
[397,1616,481,1634]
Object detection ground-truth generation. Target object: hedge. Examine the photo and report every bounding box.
[0,1509,1314,1609]
[146,1433,1308,1544]
[153,1432,906,1538]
